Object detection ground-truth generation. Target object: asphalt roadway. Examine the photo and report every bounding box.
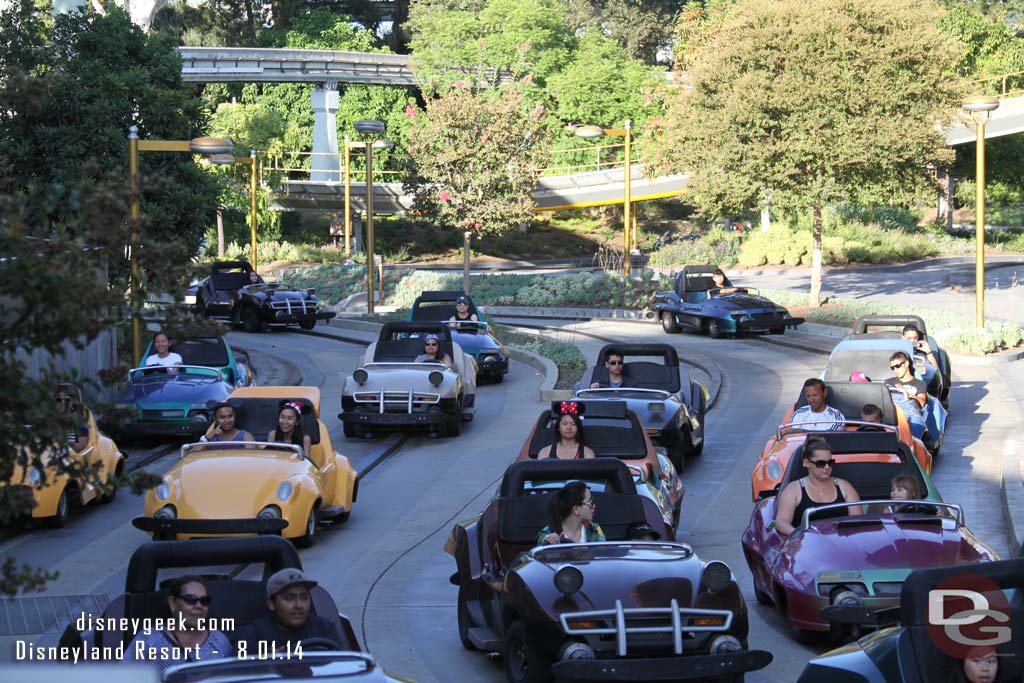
[0,320,1018,683]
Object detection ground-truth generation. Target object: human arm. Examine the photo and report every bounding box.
[470,313,479,321]
[901,381,928,408]
[302,434,312,459]
[773,483,799,536]
[537,445,552,459]
[582,446,596,459]
[838,479,863,516]
[915,340,938,366]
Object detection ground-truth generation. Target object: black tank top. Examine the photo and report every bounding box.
[547,442,585,460]
[791,478,847,528]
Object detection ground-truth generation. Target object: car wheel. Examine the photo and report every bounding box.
[661,311,681,334]
[770,327,785,335]
[669,440,686,474]
[504,619,552,683]
[754,586,773,606]
[704,319,724,339]
[493,373,504,384]
[240,306,264,333]
[343,422,357,438]
[445,398,463,437]
[294,505,318,549]
[299,320,316,331]
[457,588,474,651]
[49,488,71,528]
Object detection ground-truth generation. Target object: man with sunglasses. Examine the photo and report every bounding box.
[233,568,345,656]
[589,350,631,389]
[885,351,927,413]
[773,438,862,537]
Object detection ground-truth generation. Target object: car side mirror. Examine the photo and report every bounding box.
[223,369,235,384]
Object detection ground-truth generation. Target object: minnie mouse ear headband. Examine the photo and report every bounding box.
[551,400,585,416]
[849,371,871,383]
[278,399,310,415]
[206,398,242,410]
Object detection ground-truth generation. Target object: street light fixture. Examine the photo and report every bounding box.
[127,126,233,366]
[962,95,1000,330]
[353,119,387,313]
[208,149,260,272]
[575,121,633,277]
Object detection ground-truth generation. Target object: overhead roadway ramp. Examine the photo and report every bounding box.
[945,94,1024,145]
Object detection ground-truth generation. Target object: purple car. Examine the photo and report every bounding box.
[741,430,997,643]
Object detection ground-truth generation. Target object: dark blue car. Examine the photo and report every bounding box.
[409,291,509,382]
[654,265,803,338]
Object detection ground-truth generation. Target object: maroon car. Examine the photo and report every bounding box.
[741,430,997,643]
[447,458,771,683]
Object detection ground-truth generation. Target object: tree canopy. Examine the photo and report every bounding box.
[646,0,962,304]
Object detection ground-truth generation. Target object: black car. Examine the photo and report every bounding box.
[188,260,336,332]
[798,555,1024,682]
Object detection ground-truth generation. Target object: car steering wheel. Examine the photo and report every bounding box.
[299,637,344,651]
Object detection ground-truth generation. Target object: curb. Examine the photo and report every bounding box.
[1001,438,1023,558]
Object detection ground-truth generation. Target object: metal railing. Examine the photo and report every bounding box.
[540,140,626,177]
[264,150,407,183]
[969,69,1024,97]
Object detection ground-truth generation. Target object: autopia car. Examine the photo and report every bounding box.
[845,315,951,406]
[188,259,336,332]
[654,264,803,338]
[136,386,357,548]
[339,322,477,437]
[409,290,510,383]
[447,458,772,683]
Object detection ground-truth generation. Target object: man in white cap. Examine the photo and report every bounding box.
[233,568,345,655]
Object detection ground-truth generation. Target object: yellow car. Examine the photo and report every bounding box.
[138,386,358,547]
[5,386,125,527]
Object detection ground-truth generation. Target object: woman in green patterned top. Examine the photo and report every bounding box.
[537,481,606,546]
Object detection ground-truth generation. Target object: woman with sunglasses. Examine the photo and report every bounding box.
[537,412,596,460]
[415,334,453,368]
[124,575,230,670]
[448,295,478,325]
[774,438,862,537]
[537,481,605,545]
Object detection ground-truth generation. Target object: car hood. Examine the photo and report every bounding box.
[170,452,304,515]
[782,516,994,574]
[451,331,503,353]
[348,364,458,391]
[119,376,231,408]
[248,287,308,301]
[716,294,781,312]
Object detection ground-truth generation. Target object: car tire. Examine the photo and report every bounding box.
[457,588,474,651]
[343,422,357,438]
[661,311,681,334]
[770,327,785,335]
[294,504,318,549]
[754,585,773,606]
[445,399,463,437]
[240,306,264,333]
[49,488,71,528]
[299,320,316,331]
[704,319,724,339]
[493,373,504,384]
[504,619,552,683]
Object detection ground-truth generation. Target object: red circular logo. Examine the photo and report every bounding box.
[925,573,1011,659]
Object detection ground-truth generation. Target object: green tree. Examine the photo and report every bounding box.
[646,0,961,305]
[566,0,679,65]
[404,87,550,290]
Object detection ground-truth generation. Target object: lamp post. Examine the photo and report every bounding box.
[208,149,259,270]
[575,121,633,277]
[962,95,1000,330]
[127,126,233,366]
[353,119,387,313]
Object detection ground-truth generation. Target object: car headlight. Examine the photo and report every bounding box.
[647,402,664,415]
[428,371,444,387]
[276,482,294,502]
[29,467,42,485]
[258,505,282,519]
[553,565,584,596]
[709,635,742,655]
[154,505,177,519]
[353,368,369,385]
[156,482,171,501]
[732,313,751,322]
[766,460,782,481]
[701,561,732,593]
[184,295,197,305]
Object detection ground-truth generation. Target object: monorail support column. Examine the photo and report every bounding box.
[311,81,341,182]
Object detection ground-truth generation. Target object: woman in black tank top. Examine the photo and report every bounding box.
[774,438,863,536]
[536,412,596,460]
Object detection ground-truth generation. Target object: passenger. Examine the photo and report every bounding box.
[886,351,927,413]
[589,349,630,389]
[415,334,454,367]
[233,568,346,655]
[888,474,935,514]
[248,270,263,285]
[208,403,255,444]
[627,522,661,541]
[902,325,938,368]
[949,646,1002,683]
[448,295,478,325]
[56,390,89,453]
[145,331,183,368]
[268,402,311,459]
[537,413,596,460]
[537,481,606,545]
[123,575,231,670]
[710,268,739,295]
[774,437,862,536]
[860,404,882,422]
[789,378,846,431]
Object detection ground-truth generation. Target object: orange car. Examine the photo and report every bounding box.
[516,400,684,531]
[750,381,932,501]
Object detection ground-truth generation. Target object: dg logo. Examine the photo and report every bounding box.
[926,573,1011,659]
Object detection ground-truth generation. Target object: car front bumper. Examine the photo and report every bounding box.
[268,310,337,324]
[339,410,449,426]
[736,316,804,332]
[132,516,289,538]
[122,420,209,438]
[551,650,773,682]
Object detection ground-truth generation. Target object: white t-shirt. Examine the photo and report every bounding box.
[145,352,183,367]
[789,405,846,431]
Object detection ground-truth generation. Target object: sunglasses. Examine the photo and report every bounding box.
[890,361,907,370]
[580,499,596,508]
[607,360,623,366]
[176,593,212,606]
[56,397,72,404]
[425,342,438,347]
[807,458,836,469]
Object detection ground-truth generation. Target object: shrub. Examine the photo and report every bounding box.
[738,223,938,267]
[492,324,586,390]
[647,227,743,267]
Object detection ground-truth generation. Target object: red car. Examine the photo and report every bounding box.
[741,430,996,643]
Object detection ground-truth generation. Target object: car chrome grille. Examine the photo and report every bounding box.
[269,300,318,314]
[871,582,903,597]
[352,389,441,413]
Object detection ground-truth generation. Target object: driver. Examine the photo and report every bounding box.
[248,270,263,285]
[233,569,346,655]
[415,334,454,367]
[145,331,183,369]
[710,269,739,295]
[537,481,606,545]
[774,438,862,536]
[56,390,89,453]
[901,325,937,367]
[886,351,927,413]
[589,349,630,389]
[448,295,478,326]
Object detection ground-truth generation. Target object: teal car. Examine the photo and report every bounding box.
[409,291,510,382]
[111,336,255,440]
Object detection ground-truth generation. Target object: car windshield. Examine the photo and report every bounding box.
[165,653,373,682]
[533,543,692,563]
[824,347,922,382]
[577,389,670,400]
[174,339,230,367]
[574,417,647,459]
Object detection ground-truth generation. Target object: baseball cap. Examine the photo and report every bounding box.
[266,568,318,598]
[456,295,470,304]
